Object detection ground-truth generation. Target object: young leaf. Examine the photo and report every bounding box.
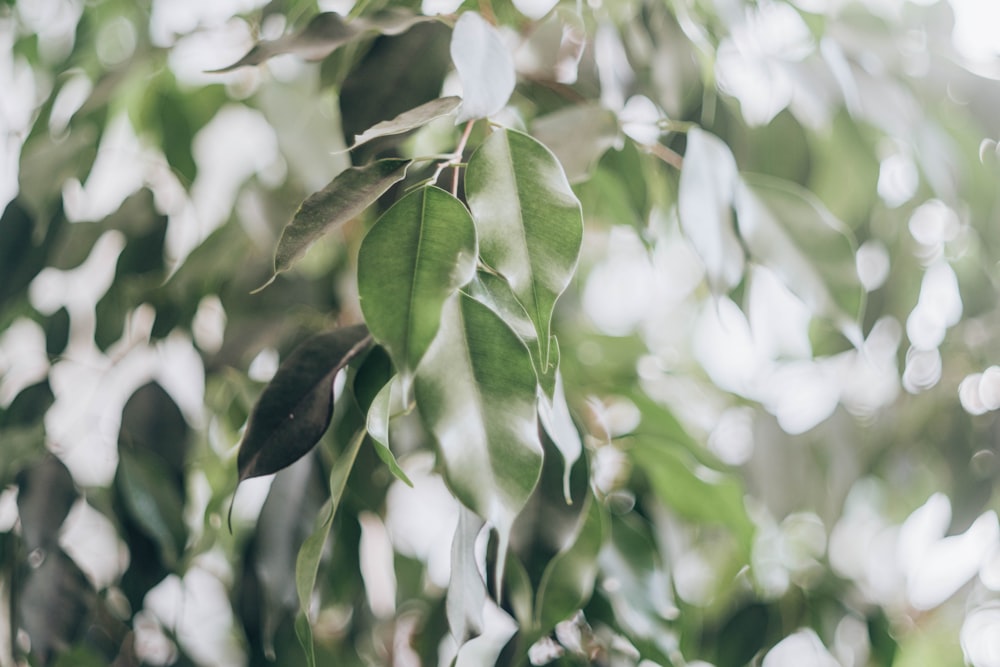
[357,186,477,398]
[349,96,462,151]
[451,12,516,122]
[465,129,583,367]
[414,293,543,593]
[736,174,864,345]
[236,325,372,483]
[365,376,413,486]
[261,158,411,288]
[678,128,745,294]
[211,9,435,72]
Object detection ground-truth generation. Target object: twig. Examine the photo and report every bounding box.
[647,142,684,170]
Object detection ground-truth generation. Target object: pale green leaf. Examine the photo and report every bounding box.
[448,507,486,645]
[451,12,516,122]
[678,128,745,293]
[465,128,583,367]
[537,368,581,503]
[358,186,477,398]
[349,96,461,151]
[265,158,410,285]
[736,174,864,344]
[414,293,542,593]
[365,375,413,486]
[532,104,621,183]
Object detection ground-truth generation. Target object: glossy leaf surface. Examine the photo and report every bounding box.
[448,507,487,644]
[465,129,583,366]
[349,96,461,151]
[237,325,372,482]
[365,375,413,486]
[358,186,477,396]
[264,158,411,287]
[451,12,516,122]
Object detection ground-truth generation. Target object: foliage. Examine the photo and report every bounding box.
[2,0,1000,666]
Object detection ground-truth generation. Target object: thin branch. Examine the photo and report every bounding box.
[451,120,475,197]
[647,142,684,170]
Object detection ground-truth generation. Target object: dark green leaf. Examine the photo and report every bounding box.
[16,549,92,666]
[262,158,411,288]
[414,293,542,592]
[465,129,583,368]
[117,448,186,567]
[358,186,477,397]
[349,96,462,151]
[16,456,77,553]
[236,325,372,482]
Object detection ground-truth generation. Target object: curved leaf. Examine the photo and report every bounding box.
[414,293,542,591]
[16,456,76,553]
[678,128,745,294]
[537,367,582,503]
[261,158,411,288]
[211,10,436,72]
[117,448,186,567]
[531,103,621,183]
[736,174,863,344]
[358,186,477,398]
[465,129,583,367]
[349,96,462,151]
[236,325,372,482]
[365,375,413,486]
[451,12,516,122]
[448,507,487,644]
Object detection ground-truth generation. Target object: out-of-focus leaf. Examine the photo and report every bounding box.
[465,129,583,368]
[448,507,487,645]
[736,174,863,344]
[451,12,516,122]
[534,490,604,630]
[262,158,411,288]
[117,448,186,568]
[348,96,461,151]
[414,294,542,592]
[0,199,62,311]
[16,549,92,666]
[211,9,436,72]
[0,381,54,429]
[678,128,745,294]
[358,186,477,398]
[236,325,372,483]
[531,104,621,183]
[365,376,413,486]
[294,416,366,667]
[118,382,189,478]
[16,456,77,553]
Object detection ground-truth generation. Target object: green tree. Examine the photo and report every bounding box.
[2,0,1000,665]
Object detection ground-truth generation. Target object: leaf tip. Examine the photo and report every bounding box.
[251,274,278,294]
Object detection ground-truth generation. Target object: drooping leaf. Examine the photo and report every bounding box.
[451,12,516,122]
[678,128,745,294]
[531,104,621,183]
[448,507,487,645]
[236,325,372,483]
[260,158,411,288]
[534,490,605,630]
[365,375,413,486]
[414,293,543,592]
[349,96,461,151]
[735,173,864,344]
[117,448,186,568]
[357,186,477,398]
[465,129,583,367]
[211,9,436,72]
[537,368,582,503]
[294,419,366,667]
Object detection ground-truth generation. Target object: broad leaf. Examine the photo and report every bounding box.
[262,158,411,288]
[534,490,604,630]
[236,325,372,482]
[678,128,745,294]
[365,375,413,486]
[357,186,477,398]
[212,9,436,72]
[736,174,863,344]
[349,96,461,151]
[448,507,487,644]
[465,129,583,367]
[414,293,542,592]
[451,12,516,122]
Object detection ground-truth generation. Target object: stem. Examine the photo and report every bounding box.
[451,120,475,197]
[647,142,684,170]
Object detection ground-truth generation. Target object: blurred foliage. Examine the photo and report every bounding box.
[2,0,1000,666]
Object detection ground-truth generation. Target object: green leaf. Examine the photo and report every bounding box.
[348,96,461,151]
[414,293,542,593]
[211,9,436,72]
[358,186,477,398]
[678,128,745,294]
[236,325,372,483]
[534,491,605,630]
[531,104,621,184]
[16,548,92,665]
[16,456,76,553]
[537,368,582,503]
[365,375,413,486]
[261,158,411,288]
[465,129,583,367]
[736,174,864,344]
[448,507,487,644]
[450,12,516,122]
[117,448,186,567]
[294,424,366,667]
